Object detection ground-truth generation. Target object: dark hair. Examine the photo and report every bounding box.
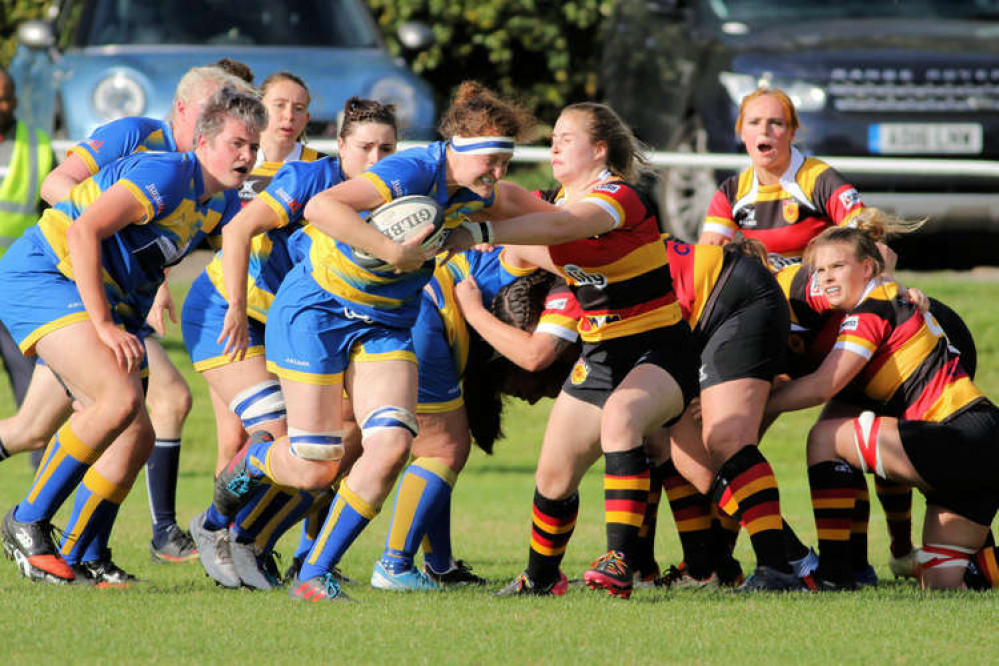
[194,87,267,144]
[260,71,310,105]
[339,96,398,139]
[438,81,535,142]
[462,272,578,454]
[561,102,649,182]
[213,58,255,85]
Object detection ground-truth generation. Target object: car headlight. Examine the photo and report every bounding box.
[720,72,826,112]
[367,76,418,129]
[92,73,146,122]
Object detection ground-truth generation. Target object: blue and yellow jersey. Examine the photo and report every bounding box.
[423,247,536,379]
[203,154,338,323]
[67,117,177,175]
[302,141,495,328]
[27,150,238,327]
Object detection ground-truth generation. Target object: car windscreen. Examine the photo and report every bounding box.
[703,0,999,21]
[78,0,381,47]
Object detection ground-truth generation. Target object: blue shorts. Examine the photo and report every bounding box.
[182,272,266,372]
[0,235,136,354]
[264,269,416,386]
[414,295,462,413]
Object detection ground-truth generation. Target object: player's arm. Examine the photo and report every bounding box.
[218,197,282,359]
[65,183,149,372]
[41,153,94,205]
[764,346,867,417]
[303,177,433,272]
[481,181,558,220]
[455,277,570,371]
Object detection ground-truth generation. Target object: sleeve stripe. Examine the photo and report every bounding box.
[535,322,579,341]
[581,196,623,228]
[702,221,737,238]
[118,179,156,223]
[68,146,100,175]
[833,340,874,359]
[258,191,291,229]
[359,172,393,203]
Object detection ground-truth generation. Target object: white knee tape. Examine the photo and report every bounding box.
[229,380,286,430]
[288,427,345,461]
[360,405,418,443]
[918,543,976,572]
[852,411,885,477]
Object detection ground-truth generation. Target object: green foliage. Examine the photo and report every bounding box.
[0,0,50,66]
[368,0,615,128]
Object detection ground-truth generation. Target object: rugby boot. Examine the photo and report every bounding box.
[149,523,198,563]
[425,559,487,587]
[583,550,633,598]
[738,565,808,592]
[289,572,352,602]
[72,550,138,588]
[1,507,75,584]
[189,513,240,588]
[494,570,568,597]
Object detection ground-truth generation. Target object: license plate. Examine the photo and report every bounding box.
[869,123,983,155]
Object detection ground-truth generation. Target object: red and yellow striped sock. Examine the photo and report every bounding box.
[711,445,788,572]
[526,489,578,587]
[875,478,913,559]
[850,470,871,574]
[660,459,714,579]
[808,460,857,583]
[604,446,650,564]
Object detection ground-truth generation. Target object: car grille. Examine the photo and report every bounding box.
[828,67,999,112]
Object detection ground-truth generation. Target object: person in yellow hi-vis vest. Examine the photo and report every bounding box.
[0,66,54,455]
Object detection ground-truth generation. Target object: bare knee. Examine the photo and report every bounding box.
[147,378,193,424]
[806,420,839,465]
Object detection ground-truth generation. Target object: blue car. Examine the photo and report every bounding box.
[9,0,436,141]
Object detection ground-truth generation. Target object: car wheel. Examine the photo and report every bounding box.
[656,115,716,242]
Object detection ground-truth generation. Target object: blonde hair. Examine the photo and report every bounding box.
[735,87,800,135]
[851,207,926,242]
[171,66,257,120]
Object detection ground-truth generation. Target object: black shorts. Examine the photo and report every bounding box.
[901,401,999,526]
[695,254,789,389]
[562,324,698,414]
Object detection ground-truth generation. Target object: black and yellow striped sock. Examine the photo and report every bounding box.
[850,470,871,574]
[711,445,789,573]
[874,478,913,559]
[660,459,714,579]
[604,446,650,565]
[526,489,578,587]
[808,460,856,584]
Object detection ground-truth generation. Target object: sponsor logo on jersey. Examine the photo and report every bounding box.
[275,188,301,213]
[595,184,620,194]
[840,315,860,332]
[782,199,799,223]
[839,188,861,209]
[547,298,568,310]
[585,314,621,329]
[740,208,758,228]
[238,180,260,201]
[88,139,104,153]
[284,357,310,367]
[563,264,607,288]
[344,308,373,324]
[389,179,404,197]
[570,359,589,385]
[808,273,822,297]
[144,183,165,214]
[699,364,708,384]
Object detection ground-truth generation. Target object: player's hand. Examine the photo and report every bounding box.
[146,282,177,336]
[218,305,250,361]
[454,277,484,314]
[389,226,436,273]
[905,287,930,313]
[96,321,144,374]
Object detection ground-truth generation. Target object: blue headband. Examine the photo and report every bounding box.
[450,135,515,155]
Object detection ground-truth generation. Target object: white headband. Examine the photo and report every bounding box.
[450,135,515,155]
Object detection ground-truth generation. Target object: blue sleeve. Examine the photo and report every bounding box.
[70,117,165,174]
[361,149,436,201]
[259,159,342,227]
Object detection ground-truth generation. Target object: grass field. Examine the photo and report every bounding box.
[0,272,997,664]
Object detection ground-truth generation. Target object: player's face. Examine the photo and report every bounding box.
[812,241,874,310]
[740,94,795,173]
[338,122,397,178]
[262,79,310,145]
[450,149,511,198]
[551,111,603,185]
[199,116,260,192]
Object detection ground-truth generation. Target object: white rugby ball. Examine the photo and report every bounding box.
[354,195,447,270]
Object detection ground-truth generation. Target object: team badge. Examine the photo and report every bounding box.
[570,359,589,385]
[782,199,799,223]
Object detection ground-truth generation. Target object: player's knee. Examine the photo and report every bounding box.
[918,543,976,589]
[101,384,145,431]
[806,419,840,465]
[360,405,418,444]
[289,428,346,462]
[229,380,286,431]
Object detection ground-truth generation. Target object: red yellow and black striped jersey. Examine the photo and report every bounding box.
[833,279,983,422]
[548,181,682,342]
[535,280,583,343]
[665,239,725,332]
[703,148,864,258]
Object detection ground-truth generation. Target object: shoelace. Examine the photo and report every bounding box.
[215,531,234,564]
[592,551,627,576]
[655,564,687,587]
[320,572,342,598]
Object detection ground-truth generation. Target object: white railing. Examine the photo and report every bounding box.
[50,138,999,178]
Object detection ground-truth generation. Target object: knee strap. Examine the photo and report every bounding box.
[360,405,418,443]
[229,380,286,429]
[288,428,345,461]
[852,411,884,477]
[918,543,976,572]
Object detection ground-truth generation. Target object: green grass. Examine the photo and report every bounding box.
[0,273,997,664]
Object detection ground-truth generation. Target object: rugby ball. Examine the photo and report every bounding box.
[354,195,447,269]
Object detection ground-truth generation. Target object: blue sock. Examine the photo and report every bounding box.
[60,468,127,566]
[298,482,378,580]
[16,423,101,524]
[257,490,315,553]
[146,438,181,546]
[202,504,231,531]
[423,493,455,574]
[381,458,456,572]
[294,493,332,561]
